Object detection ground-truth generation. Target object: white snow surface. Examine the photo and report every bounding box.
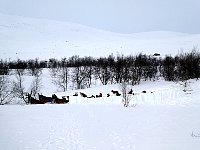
[0,13,200,60]
[1,78,200,150]
[1,13,200,150]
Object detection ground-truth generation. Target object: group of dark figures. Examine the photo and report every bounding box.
[73,89,147,99]
[27,89,147,104]
[77,92,103,98]
[27,93,69,104]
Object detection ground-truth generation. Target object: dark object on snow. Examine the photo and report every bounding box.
[111,90,121,96]
[52,94,69,104]
[142,91,147,93]
[116,93,121,96]
[128,89,133,94]
[27,93,45,104]
[73,92,78,96]
[153,53,160,56]
[96,93,102,98]
[111,90,119,94]
[107,93,110,97]
[80,92,87,98]
[88,95,95,98]
[38,93,53,103]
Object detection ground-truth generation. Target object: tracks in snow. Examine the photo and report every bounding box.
[37,106,89,150]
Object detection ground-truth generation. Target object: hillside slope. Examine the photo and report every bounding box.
[0,13,200,60]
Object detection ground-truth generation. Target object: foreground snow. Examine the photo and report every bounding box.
[1,80,200,150]
[1,104,200,150]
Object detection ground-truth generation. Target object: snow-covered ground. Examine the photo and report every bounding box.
[0,13,200,60]
[1,79,200,150]
[1,104,200,150]
[1,13,200,150]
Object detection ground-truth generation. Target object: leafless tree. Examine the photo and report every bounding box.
[12,69,42,104]
[28,67,43,76]
[29,71,42,99]
[27,58,43,76]
[71,66,88,89]
[49,67,69,92]
[119,81,133,107]
[83,66,94,88]
[94,66,111,85]
[12,69,28,103]
[0,75,13,105]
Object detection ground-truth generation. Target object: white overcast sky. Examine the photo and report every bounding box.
[0,0,200,34]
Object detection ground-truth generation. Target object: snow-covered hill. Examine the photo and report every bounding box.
[0,13,200,60]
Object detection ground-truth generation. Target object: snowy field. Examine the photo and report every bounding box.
[1,13,200,150]
[1,80,200,150]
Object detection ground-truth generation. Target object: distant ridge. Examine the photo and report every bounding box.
[0,13,199,60]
